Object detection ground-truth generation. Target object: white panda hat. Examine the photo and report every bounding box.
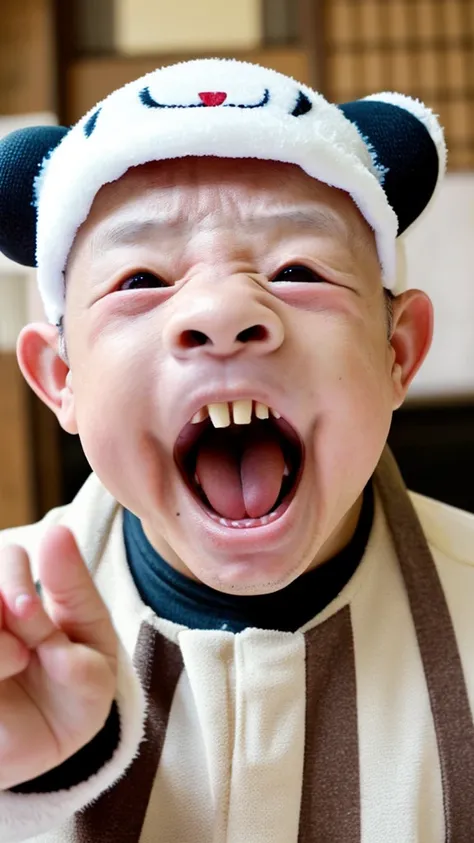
[0,58,446,325]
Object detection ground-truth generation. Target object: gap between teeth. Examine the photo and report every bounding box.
[191,400,281,428]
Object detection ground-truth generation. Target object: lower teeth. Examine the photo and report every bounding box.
[214,510,280,529]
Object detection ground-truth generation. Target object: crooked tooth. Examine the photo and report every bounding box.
[191,407,208,424]
[283,463,290,477]
[208,402,231,428]
[255,402,270,420]
[197,400,278,426]
[232,399,253,425]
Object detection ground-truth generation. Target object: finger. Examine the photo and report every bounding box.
[37,526,118,667]
[0,594,31,677]
[0,545,59,649]
[0,629,30,680]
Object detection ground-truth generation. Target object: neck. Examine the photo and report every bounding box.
[306,493,364,572]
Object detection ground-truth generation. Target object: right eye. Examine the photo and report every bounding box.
[120,272,168,291]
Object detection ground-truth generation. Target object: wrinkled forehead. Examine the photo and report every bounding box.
[83,157,372,235]
[70,157,376,266]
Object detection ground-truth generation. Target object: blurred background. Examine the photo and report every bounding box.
[1,0,473,528]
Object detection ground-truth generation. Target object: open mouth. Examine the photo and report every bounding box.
[174,400,303,528]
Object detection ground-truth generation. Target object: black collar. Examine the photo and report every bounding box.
[123,482,374,634]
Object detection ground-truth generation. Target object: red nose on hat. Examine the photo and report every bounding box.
[198,91,227,107]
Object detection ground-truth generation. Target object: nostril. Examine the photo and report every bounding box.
[180,329,210,349]
[237,324,269,343]
[175,323,273,352]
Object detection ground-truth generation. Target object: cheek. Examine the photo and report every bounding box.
[306,317,393,456]
[308,343,392,521]
[76,358,149,422]
[70,336,161,470]
[338,339,392,409]
[308,304,391,398]
[72,310,158,411]
[74,389,174,516]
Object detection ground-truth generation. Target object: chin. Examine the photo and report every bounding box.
[185,546,311,595]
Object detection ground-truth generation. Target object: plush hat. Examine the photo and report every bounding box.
[0,58,446,325]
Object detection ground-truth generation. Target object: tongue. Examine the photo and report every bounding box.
[195,425,286,520]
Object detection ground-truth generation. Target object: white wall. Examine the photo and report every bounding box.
[0,113,55,348]
[405,173,474,399]
[115,0,262,54]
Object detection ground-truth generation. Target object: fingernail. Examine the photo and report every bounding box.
[14,594,38,618]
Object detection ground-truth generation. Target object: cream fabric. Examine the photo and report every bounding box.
[0,470,473,842]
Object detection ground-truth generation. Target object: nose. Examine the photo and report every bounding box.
[163,278,285,360]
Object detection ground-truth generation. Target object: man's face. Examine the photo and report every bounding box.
[57,158,417,593]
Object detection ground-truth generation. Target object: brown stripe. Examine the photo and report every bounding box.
[76,623,184,843]
[298,606,360,843]
[374,447,474,842]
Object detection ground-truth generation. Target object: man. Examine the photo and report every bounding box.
[0,58,472,843]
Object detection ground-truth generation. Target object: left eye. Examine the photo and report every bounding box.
[120,272,168,291]
[272,264,326,284]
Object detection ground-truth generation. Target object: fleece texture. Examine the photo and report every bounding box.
[0,449,474,842]
[29,59,445,324]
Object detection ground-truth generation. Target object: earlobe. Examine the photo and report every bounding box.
[16,323,78,434]
[389,289,433,409]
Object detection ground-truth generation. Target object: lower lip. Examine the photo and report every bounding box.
[207,497,291,529]
[182,479,301,547]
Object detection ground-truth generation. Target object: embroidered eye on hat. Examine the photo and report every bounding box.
[0,58,446,325]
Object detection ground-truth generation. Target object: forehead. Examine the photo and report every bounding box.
[76,157,375,251]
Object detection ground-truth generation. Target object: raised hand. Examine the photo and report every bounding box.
[0,526,118,790]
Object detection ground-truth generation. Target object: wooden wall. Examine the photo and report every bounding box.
[325,0,474,170]
[0,0,60,527]
[0,356,35,528]
[0,0,55,116]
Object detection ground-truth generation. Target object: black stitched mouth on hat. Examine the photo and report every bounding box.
[139,86,271,111]
[138,86,312,118]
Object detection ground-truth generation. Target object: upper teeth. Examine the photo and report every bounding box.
[191,400,281,428]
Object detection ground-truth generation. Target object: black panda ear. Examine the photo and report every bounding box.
[0,125,69,267]
[338,98,443,236]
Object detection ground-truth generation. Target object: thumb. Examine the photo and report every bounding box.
[38,526,118,663]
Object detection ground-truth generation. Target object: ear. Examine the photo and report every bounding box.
[16,323,78,434]
[389,289,433,409]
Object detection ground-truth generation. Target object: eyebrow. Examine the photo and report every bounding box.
[91,205,351,254]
